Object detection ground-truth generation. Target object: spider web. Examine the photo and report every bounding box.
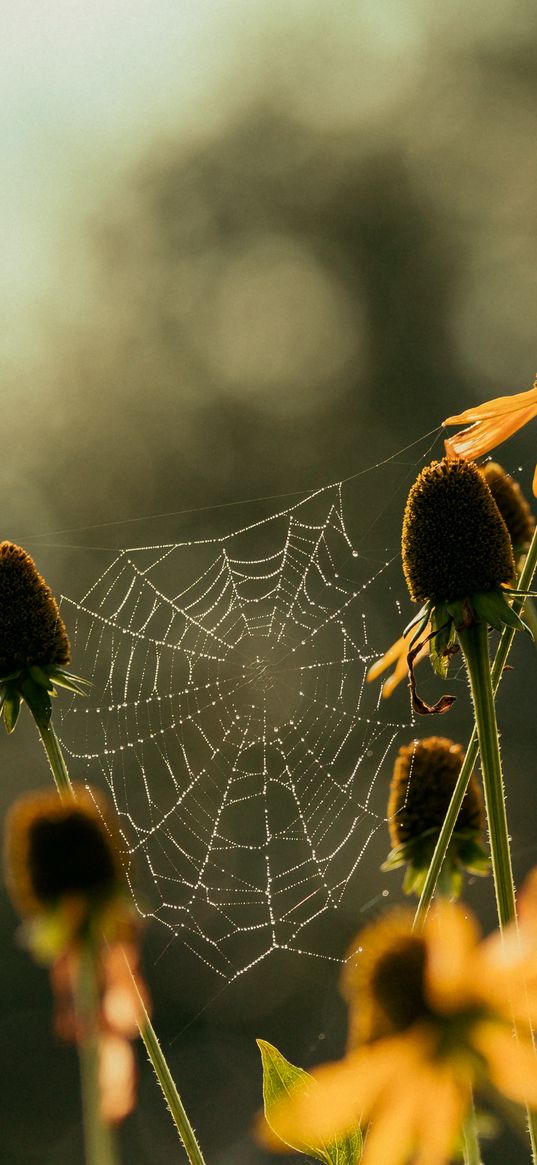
[57,464,424,983]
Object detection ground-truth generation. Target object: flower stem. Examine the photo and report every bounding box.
[33,716,207,1165]
[37,721,75,801]
[76,944,120,1165]
[414,524,537,931]
[458,619,515,928]
[462,1096,482,1165]
[130,971,206,1165]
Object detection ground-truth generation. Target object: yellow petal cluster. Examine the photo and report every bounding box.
[261,880,537,1165]
[443,380,537,495]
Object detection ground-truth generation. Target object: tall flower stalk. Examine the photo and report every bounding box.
[412,487,537,926]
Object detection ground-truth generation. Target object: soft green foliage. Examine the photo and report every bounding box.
[257,1039,362,1165]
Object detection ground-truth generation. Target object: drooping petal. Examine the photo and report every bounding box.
[414,1065,469,1165]
[444,406,537,460]
[443,382,537,462]
[472,1021,537,1107]
[101,942,148,1037]
[361,1087,417,1165]
[367,627,430,698]
[99,1032,136,1123]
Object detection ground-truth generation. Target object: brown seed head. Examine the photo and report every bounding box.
[387,736,484,852]
[0,542,70,674]
[4,785,126,920]
[402,458,515,603]
[481,462,535,556]
[342,911,428,1046]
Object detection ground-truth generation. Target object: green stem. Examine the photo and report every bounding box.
[461,1096,482,1165]
[458,619,515,928]
[132,975,206,1165]
[414,525,537,931]
[33,714,207,1165]
[37,721,75,800]
[76,944,120,1165]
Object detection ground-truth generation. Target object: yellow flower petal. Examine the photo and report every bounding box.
[361,1088,417,1165]
[367,625,430,698]
[424,901,481,1012]
[473,1021,537,1107]
[443,383,537,461]
[414,1067,469,1165]
[444,386,537,423]
[445,407,537,460]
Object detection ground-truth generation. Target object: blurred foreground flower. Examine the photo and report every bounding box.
[259,884,537,1165]
[0,541,88,734]
[383,736,489,897]
[5,784,149,1124]
[443,378,537,495]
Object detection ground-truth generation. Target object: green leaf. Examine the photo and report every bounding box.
[3,691,21,734]
[257,1039,362,1165]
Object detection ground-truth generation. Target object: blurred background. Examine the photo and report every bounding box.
[1,1,537,1162]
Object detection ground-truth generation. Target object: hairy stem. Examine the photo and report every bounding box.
[462,1096,482,1165]
[458,619,515,927]
[414,524,537,930]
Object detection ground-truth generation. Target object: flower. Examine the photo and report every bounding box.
[0,541,88,733]
[4,785,149,1123]
[260,884,537,1165]
[399,457,529,712]
[481,461,535,564]
[402,458,514,605]
[383,737,488,897]
[443,380,537,488]
[368,460,535,699]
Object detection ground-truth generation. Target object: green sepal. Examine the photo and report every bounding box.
[47,667,91,696]
[3,690,21,734]
[455,835,491,877]
[471,589,532,637]
[520,598,537,646]
[257,1039,362,1165]
[0,668,24,685]
[19,674,53,729]
[403,601,431,648]
[381,844,410,872]
[402,864,428,896]
[29,664,56,691]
